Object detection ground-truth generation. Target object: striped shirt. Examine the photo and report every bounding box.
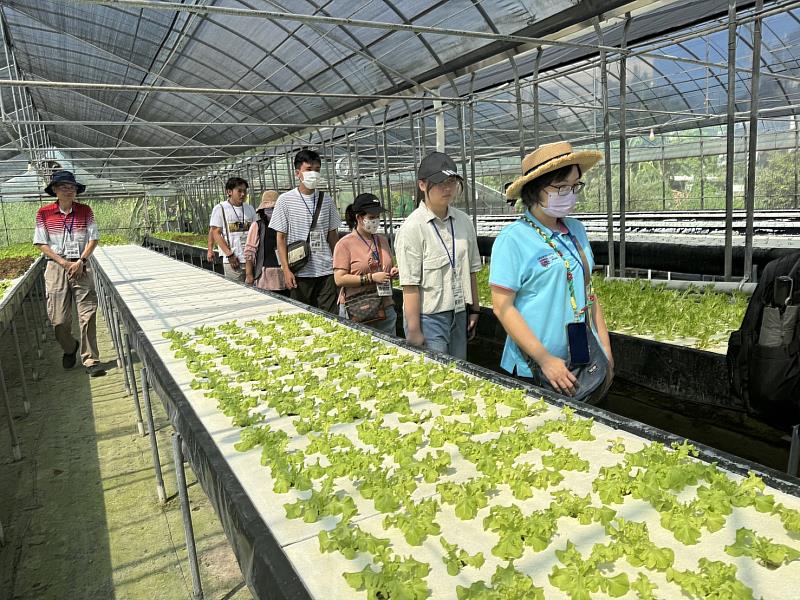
[33,201,100,256]
[269,188,341,278]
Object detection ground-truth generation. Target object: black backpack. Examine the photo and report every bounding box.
[727,252,800,429]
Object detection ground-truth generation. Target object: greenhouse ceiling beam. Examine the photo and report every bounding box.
[76,0,625,53]
[10,120,382,129]
[0,78,463,103]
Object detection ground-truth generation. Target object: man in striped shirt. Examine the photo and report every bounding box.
[271,149,341,313]
[33,171,105,376]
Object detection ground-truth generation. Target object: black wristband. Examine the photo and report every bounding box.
[469,309,481,315]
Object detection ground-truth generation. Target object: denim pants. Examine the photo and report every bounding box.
[418,310,467,360]
[340,303,397,336]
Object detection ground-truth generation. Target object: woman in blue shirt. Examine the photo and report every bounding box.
[490,142,613,399]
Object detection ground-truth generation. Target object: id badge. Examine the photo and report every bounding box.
[452,274,465,311]
[376,281,392,297]
[64,239,80,259]
[310,230,325,252]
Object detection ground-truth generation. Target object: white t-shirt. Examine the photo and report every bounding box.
[210,200,257,263]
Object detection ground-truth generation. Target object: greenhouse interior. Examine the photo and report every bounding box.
[2,0,800,598]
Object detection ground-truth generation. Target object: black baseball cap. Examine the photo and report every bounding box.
[417,152,462,184]
[352,193,386,214]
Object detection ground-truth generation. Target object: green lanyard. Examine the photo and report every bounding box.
[521,213,594,322]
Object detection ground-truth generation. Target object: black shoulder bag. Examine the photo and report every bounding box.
[286,192,323,273]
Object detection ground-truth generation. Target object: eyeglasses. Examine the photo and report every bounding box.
[546,182,585,196]
[435,176,461,188]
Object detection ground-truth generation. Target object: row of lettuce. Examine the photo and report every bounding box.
[164,312,799,599]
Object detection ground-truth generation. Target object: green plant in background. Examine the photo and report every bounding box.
[475,264,747,349]
[151,231,208,247]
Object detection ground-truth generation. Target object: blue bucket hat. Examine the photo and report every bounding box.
[44,170,86,197]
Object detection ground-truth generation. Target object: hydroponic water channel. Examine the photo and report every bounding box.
[93,245,800,600]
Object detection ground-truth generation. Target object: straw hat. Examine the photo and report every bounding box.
[257,190,279,209]
[505,141,602,200]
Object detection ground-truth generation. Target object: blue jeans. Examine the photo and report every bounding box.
[340,304,397,336]
[418,310,467,360]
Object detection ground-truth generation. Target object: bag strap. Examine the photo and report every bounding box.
[305,192,324,243]
[567,230,595,330]
[221,201,231,249]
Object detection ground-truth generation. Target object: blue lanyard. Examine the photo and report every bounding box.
[356,231,380,265]
[430,217,456,269]
[554,233,583,274]
[298,191,315,218]
[62,209,75,240]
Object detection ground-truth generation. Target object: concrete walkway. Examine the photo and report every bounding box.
[0,307,252,599]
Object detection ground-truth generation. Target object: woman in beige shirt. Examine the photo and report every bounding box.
[333,193,398,335]
[395,152,482,360]
[244,190,287,295]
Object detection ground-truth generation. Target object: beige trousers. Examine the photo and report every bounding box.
[44,261,99,366]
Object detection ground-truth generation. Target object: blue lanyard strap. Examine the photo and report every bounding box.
[298,191,316,219]
[62,209,75,239]
[430,217,456,269]
[356,231,381,266]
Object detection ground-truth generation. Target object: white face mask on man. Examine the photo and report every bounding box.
[542,191,578,218]
[362,217,380,234]
[301,171,321,190]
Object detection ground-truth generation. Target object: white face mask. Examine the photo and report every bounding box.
[542,191,578,218]
[300,171,320,190]
[362,217,380,234]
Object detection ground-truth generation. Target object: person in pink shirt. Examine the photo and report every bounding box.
[333,193,398,335]
[244,190,287,295]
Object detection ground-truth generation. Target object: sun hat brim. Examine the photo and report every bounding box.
[505,150,602,200]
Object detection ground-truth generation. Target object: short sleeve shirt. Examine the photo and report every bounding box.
[489,212,594,377]
[210,201,257,263]
[395,202,482,314]
[33,201,100,256]
[269,188,341,278]
[333,231,395,307]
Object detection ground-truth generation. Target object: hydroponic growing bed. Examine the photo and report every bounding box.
[93,245,800,600]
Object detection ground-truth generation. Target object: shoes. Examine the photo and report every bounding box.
[62,341,79,369]
[85,364,107,377]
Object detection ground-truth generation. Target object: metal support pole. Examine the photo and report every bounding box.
[510,57,525,158]
[11,321,31,415]
[724,0,737,280]
[618,14,631,276]
[36,278,49,341]
[661,144,667,210]
[352,138,362,195]
[141,367,167,504]
[700,136,705,210]
[795,124,799,209]
[381,127,394,231]
[468,99,478,224]
[111,307,131,394]
[433,100,445,152]
[0,356,21,461]
[172,433,204,600]
[533,48,542,149]
[594,19,615,276]
[20,298,42,360]
[123,333,145,436]
[743,0,763,279]
[458,103,471,217]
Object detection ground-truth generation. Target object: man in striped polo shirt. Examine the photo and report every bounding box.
[271,149,341,313]
[33,171,105,376]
